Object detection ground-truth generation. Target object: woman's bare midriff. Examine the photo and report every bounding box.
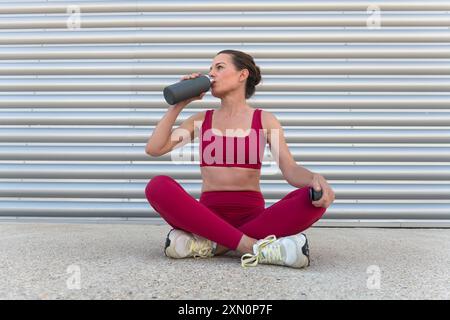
[200,166,261,192]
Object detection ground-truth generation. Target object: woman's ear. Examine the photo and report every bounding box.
[239,69,249,83]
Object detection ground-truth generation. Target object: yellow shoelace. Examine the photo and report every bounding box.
[189,239,214,259]
[241,235,281,268]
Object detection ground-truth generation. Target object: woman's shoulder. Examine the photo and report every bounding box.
[260,109,281,131]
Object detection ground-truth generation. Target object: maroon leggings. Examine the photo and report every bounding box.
[145,175,327,250]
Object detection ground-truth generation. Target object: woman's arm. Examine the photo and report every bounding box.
[262,110,314,187]
[145,103,185,156]
[262,110,335,208]
[146,72,206,157]
[145,104,205,157]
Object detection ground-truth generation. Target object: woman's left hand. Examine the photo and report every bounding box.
[308,173,335,209]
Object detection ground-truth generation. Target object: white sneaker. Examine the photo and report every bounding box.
[241,233,310,269]
[164,229,217,259]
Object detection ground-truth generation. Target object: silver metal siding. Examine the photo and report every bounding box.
[0,0,449,227]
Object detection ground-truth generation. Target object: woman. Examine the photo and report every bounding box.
[145,50,335,269]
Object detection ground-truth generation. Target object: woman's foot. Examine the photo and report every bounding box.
[164,229,217,259]
[241,233,310,269]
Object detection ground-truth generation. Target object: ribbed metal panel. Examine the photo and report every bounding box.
[2,61,450,75]
[2,94,450,109]
[1,1,449,13]
[2,30,450,44]
[1,146,450,162]
[2,14,450,29]
[0,0,449,227]
[1,45,450,60]
[3,78,450,92]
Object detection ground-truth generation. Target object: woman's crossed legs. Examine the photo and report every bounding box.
[145,175,327,254]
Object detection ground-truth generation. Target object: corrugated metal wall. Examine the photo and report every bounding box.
[1,0,449,227]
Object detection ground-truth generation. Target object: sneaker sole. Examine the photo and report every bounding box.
[301,234,310,267]
[292,233,310,268]
[164,229,175,258]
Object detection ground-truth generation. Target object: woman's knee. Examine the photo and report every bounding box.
[299,187,328,220]
[145,175,174,202]
[315,206,327,220]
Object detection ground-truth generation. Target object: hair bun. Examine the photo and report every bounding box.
[253,64,262,86]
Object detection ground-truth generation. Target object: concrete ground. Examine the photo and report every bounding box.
[0,222,449,300]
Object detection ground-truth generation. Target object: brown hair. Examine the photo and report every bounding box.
[216,49,262,99]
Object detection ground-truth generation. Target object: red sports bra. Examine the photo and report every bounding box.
[199,108,266,169]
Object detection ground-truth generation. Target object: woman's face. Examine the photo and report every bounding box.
[208,53,248,99]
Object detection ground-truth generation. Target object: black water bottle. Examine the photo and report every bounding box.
[309,188,323,202]
[163,74,212,105]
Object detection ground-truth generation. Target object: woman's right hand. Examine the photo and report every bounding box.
[173,73,207,108]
